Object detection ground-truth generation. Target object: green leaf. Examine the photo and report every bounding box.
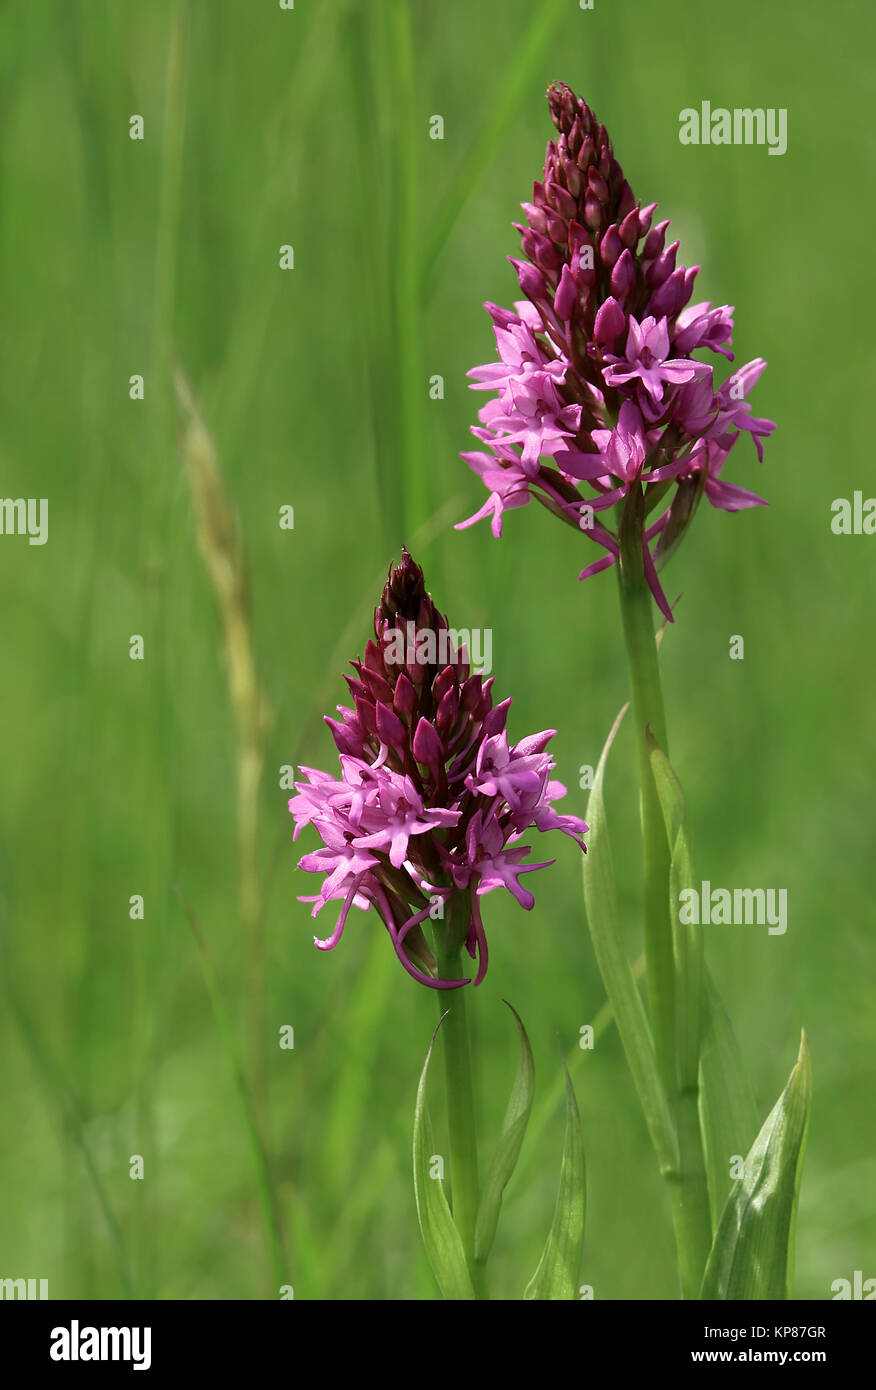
[474,1002,535,1263]
[582,706,679,1176]
[412,1014,476,1300]
[698,972,760,1231]
[647,735,704,1091]
[524,1062,586,1300]
[700,1032,812,1300]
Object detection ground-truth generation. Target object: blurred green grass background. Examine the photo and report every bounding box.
[1,0,874,1300]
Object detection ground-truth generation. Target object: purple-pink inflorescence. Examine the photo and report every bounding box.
[458,82,775,619]
[289,550,587,989]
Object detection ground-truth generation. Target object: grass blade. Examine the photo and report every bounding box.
[698,972,760,1231]
[388,0,427,531]
[524,1061,586,1300]
[474,1001,535,1263]
[412,1013,476,1301]
[582,705,678,1176]
[180,892,288,1294]
[421,0,577,299]
[175,370,272,1109]
[647,733,704,1092]
[2,940,136,1298]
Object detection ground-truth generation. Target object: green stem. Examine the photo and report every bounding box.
[616,515,674,1089]
[435,916,488,1299]
[673,1087,713,1299]
[616,494,711,1298]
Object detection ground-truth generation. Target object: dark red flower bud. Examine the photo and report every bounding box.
[584,192,603,231]
[510,257,547,301]
[593,295,626,347]
[619,207,641,248]
[393,671,417,718]
[599,224,623,269]
[647,240,680,289]
[643,218,670,262]
[587,168,608,204]
[554,263,578,320]
[648,266,688,318]
[610,247,636,301]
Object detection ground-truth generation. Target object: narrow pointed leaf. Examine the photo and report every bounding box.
[648,734,704,1091]
[582,705,678,1176]
[700,1032,812,1300]
[412,1015,475,1300]
[524,1063,586,1300]
[474,1002,535,1263]
[698,972,760,1230]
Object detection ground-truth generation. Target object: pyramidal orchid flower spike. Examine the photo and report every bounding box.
[457,82,776,620]
[289,549,587,990]
[449,81,811,1306]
